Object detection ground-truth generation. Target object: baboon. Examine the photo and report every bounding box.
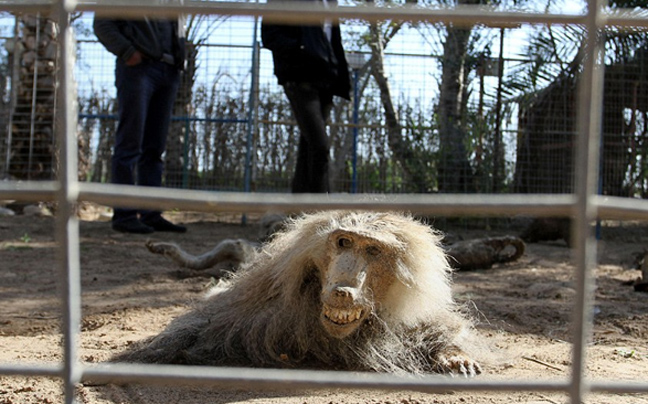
[257,212,288,241]
[145,238,258,270]
[520,217,571,246]
[446,236,526,271]
[632,249,648,292]
[144,212,288,271]
[114,211,482,376]
[147,228,525,273]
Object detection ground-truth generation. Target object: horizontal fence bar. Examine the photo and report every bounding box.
[1,0,647,28]
[595,196,648,221]
[82,363,571,394]
[0,180,59,202]
[607,9,648,28]
[4,182,648,221]
[2,361,647,395]
[589,381,648,395]
[78,183,578,217]
[72,0,648,29]
[1,361,645,396]
[0,363,63,378]
[0,0,55,13]
[83,1,589,27]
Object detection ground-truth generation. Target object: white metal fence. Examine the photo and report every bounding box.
[1,1,648,404]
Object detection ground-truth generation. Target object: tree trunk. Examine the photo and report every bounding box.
[367,22,428,192]
[437,1,477,193]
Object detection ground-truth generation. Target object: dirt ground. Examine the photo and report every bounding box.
[1,204,647,404]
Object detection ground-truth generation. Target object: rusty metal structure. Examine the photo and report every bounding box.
[4,14,59,180]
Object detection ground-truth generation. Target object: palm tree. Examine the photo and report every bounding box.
[507,2,648,196]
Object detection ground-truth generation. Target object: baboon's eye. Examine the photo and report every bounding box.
[338,237,352,248]
[365,246,381,257]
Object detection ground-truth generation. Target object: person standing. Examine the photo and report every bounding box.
[94,14,187,233]
[261,0,351,193]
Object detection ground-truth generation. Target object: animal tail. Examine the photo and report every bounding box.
[489,236,525,263]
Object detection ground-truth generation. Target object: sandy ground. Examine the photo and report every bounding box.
[0,205,647,404]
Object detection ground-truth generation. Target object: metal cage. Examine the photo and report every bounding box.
[1,1,648,404]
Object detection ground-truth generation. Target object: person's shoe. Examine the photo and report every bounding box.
[141,216,187,233]
[112,218,155,234]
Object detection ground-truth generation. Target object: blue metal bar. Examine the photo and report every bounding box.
[244,16,260,195]
[182,116,190,188]
[78,113,248,124]
[351,68,360,194]
[241,13,261,225]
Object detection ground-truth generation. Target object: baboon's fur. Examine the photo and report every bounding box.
[145,212,287,271]
[520,217,571,246]
[257,212,288,241]
[113,211,481,376]
[145,238,258,270]
[446,236,526,271]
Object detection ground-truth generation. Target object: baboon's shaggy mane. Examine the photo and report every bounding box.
[113,211,480,375]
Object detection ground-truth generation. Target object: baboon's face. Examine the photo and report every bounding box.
[320,229,397,339]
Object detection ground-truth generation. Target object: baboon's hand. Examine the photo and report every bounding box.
[438,351,482,378]
[145,240,179,256]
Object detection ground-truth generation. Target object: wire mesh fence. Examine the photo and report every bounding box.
[1,1,648,404]
[4,4,647,196]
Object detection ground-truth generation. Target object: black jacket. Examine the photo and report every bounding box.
[261,0,351,100]
[93,17,186,71]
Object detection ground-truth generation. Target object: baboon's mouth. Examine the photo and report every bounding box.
[322,304,364,326]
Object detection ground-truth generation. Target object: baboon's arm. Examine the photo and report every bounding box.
[146,239,258,270]
[446,236,525,271]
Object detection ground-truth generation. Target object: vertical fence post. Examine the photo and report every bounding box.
[346,52,366,194]
[242,14,260,224]
[183,117,190,188]
[351,68,359,194]
[244,18,259,196]
[54,0,82,403]
[570,0,605,403]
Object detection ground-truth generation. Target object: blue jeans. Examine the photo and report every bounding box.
[111,59,180,224]
[283,82,333,193]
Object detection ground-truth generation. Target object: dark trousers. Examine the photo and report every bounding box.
[283,82,333,193]
[112,60,180,223]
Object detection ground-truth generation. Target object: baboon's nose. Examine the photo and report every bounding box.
[334,287,354,298]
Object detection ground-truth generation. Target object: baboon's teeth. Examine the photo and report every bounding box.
[323,305,363,325]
